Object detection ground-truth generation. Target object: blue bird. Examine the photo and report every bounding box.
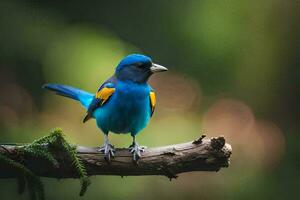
[43,54,168,161]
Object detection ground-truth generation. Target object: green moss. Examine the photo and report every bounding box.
[0,128,91,200]
[0,154,44,200]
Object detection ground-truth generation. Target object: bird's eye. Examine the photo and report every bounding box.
[135,62,144,68]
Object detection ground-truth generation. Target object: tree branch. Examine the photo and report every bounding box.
[0,135,232,179]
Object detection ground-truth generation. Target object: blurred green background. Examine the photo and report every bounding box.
[0,0,299,199]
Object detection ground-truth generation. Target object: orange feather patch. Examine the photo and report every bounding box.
[96,87,115,105]
[150,91,156,115]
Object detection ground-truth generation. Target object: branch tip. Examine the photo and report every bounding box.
[210,136,225,150]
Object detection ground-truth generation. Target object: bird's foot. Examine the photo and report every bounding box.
[129,142,147,162]
[98,142,115,163]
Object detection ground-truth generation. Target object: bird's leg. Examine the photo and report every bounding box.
[98,134,115,162]
[129,136,147,162]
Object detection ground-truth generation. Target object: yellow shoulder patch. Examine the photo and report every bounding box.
[96,87,115,105]
[150,91,156,115]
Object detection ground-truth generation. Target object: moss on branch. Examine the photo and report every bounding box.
[0,128,90,200]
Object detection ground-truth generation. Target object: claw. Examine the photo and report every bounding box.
[98,143,115,162]
[129,142,146,162]
[98,135,115,163]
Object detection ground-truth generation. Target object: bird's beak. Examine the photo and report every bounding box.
[150,63,168,73]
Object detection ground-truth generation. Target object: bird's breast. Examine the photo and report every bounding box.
[116,81,149,99]
[95,81,151,134]
[113,82,150,115]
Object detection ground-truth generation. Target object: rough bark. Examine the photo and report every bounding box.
[0,135,232,179]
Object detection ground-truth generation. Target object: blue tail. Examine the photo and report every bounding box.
[43,83,94,109]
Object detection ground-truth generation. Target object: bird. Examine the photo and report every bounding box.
[43,54,168,162]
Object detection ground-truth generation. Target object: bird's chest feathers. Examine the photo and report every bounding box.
[113,83,150,118]
[114,82,150,109]
[96,81,151,134]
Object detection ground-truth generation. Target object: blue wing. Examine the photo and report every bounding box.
[83,76,117,123]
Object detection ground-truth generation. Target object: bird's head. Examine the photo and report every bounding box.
[115,54,168,83]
